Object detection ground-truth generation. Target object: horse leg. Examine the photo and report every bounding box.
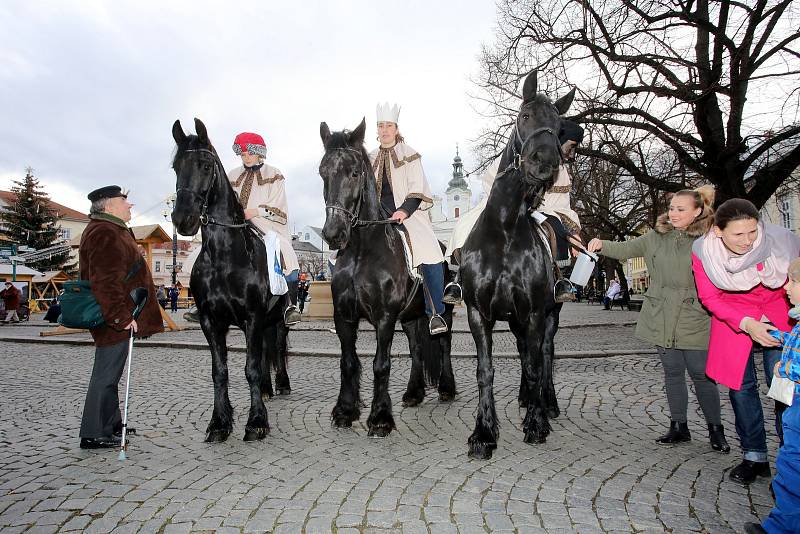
[367,319,396,437]
[331,317,361,427]
[200,318,233,443]
[513,330,529,407]
[521,310,551,444]
[467,305,498,459]
[243,321,270,441]
[401,318,425,407]
[274,321,291,395]
[437,309,456,402]
[260,323,275,399]
[542,304,561,418]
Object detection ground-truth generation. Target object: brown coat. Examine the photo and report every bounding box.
[1,285,21,311]
[79,214,164,347]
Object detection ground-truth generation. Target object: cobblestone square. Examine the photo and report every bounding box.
[0,306,780,533]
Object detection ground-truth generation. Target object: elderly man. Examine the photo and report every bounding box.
[78,185,163,449]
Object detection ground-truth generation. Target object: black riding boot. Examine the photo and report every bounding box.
[442,278,462,305]
[284,280,301,326]
[708,424,731,453]
[655,421,691,444]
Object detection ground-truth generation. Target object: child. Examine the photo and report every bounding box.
[745,257,800,534]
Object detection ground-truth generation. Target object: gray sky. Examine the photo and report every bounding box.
[0,1,498,236]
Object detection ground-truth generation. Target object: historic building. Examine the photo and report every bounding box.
[431,147,473,245]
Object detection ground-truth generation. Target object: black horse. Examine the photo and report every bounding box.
[171,118,291,443]
[461,71,574,459]
[318,119,456,437]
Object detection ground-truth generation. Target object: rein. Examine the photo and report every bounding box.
[325,147,398,228]
[176,148,249,229]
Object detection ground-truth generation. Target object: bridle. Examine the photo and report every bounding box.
[324,147,397,228]
[175,148,248,229]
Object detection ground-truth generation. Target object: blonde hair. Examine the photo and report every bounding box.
[671,185,715,233]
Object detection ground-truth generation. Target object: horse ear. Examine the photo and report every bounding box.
[554,88,576,115]
[172,120,187,145]
[194,118,209,143]
[320,122,332,147]
[522,70,538,103]
[349,118,366,146]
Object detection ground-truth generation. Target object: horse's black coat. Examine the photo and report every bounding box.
[460,71,575,459]
[318,120,456,437]
[170,118,290,443]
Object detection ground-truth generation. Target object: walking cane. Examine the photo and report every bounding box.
[119,287,149,461]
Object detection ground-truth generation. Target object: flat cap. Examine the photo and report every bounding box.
[87,185,127,202]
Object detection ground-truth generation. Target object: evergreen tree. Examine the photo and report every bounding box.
[0,168,74,273]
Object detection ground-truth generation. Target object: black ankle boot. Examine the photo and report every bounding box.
[708,423,730,453]
[655,421,691,444]
[442,282,462,304]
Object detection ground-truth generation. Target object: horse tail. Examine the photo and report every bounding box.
[419,319,441,386]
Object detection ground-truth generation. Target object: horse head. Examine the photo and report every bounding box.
[511,70,575,197]
[170,118,224,236]
[318,118,374,250]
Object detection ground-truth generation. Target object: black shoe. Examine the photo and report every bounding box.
[442,282,463,305]
[284,305,301,326]
[183,308,199,323]
[655,421,691,444]
[554,279,576,303]
[80,436,121,449]
[708,424,730,453]
[729,460,771,485]
[743,522,767,534]
[429,314,448,335]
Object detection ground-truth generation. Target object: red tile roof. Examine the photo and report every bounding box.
[0,190,89,222]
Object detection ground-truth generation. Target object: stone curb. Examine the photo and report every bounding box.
[0,335,657,359]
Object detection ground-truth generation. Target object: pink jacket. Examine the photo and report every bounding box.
[692,253,792,389]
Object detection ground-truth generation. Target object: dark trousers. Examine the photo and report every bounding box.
[80,339,129,438]
[762,399,800,533]
[170,298,178,312]
[657,347,721,425]
[730,348,785,462]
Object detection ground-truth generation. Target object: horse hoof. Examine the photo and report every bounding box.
[523,430,548,444]
[243,426,270,441]
[332,417,353,428]
[277,387,291,396]
[402,395,423,407]
[547,407,560,419]
[204,429,231,443]
[438,391,455,402]
[367,424,393,438]
[468,441,496,460]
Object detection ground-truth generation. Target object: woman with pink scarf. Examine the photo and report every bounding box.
[692,198,800,485]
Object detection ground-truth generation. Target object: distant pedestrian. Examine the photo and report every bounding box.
[297,276,309,313]
[157,285,167,309]
[601,278,621,310]
[43,297,61,323]
[169,285,179,313]
[1,281,21,323]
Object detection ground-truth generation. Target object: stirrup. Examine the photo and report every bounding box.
[284,305,301,326]
[429,314,448,335]
[442,282,463,305]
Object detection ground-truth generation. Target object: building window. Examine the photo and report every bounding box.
[305,232,310,240]
[778,195,793,229]
[155,261,161,272]
[59,228,71,241]
[455,207,460,218]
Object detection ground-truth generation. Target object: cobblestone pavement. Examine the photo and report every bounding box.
[0,303,653,357]
[0,339,780,533]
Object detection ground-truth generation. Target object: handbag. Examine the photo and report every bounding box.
[58,259,144,329]
[58,280,105,329]
[767,375,795,406]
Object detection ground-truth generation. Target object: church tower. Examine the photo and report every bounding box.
[445,145,471,219]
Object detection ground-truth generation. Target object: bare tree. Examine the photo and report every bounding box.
[474,0,800,207]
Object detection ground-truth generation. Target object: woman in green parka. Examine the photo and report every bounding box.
[587,186,729,453]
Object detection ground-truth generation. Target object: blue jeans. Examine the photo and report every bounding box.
[419,263,445,316]
[762,400,800,533]
[729,348,784,462]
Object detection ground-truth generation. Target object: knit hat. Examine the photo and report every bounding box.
[789,257,800,282]
[232,132,267,157]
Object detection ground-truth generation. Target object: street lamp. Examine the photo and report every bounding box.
[162,194,178,287]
